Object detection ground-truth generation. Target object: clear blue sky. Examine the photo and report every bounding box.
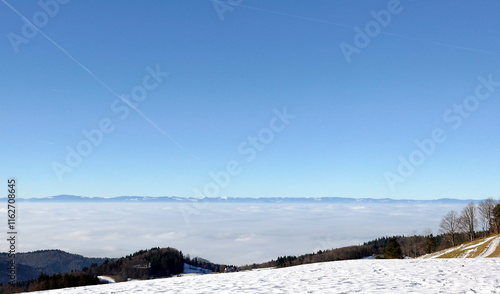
[1,0,499,199]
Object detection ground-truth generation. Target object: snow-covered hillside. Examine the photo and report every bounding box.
[182,263,213,275]
[30,259,500,294]
[422,235,500,259]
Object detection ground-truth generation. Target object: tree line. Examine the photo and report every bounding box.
[240,245,378,270]
[0,272,100,294]
[439,198,500,246]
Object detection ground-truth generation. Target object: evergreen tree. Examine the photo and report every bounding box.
[383,238,403,259]
[492,204,500,233]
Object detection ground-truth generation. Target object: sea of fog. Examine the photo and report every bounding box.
[10,202,465,265]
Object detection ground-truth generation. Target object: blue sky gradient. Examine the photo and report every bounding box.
[2,0,500,199]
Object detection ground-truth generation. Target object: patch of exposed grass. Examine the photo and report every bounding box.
[437,236,496,259]
[420,234,500,259]
[486,244,500,257]
[470,238,494,258]
[439,246,467,259]
[485,235,500,257]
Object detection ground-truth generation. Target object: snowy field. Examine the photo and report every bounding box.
[31,259,500,294]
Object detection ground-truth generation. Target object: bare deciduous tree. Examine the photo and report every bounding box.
[478,198,496,233]
[440,210,460,246]
[459,202,477,241]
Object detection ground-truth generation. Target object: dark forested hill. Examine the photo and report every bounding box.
[0,250,107,283]
[0,261,40,284]
[86,247,184,281]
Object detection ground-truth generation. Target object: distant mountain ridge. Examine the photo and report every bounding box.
[10,195,481,204]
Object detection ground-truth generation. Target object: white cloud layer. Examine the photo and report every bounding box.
[12,202,465,265]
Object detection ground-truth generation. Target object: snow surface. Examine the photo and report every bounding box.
[30,259,500,294]
[96,276,115,284]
